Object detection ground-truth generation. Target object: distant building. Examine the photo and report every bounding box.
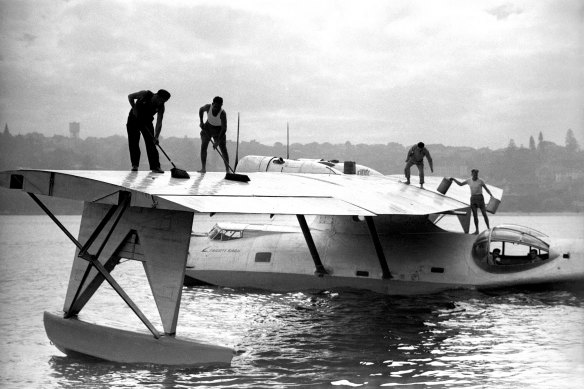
[555,170,584,183]
[69,122,80,139]
[3,123,9,136]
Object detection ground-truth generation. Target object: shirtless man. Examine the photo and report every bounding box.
[450,169,493,234]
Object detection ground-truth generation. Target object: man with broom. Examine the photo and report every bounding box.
[126,89,171,173]
[198,96,230,173]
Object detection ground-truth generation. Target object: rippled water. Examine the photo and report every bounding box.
[0,214,583,388]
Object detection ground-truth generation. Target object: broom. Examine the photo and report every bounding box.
[207,134,250,182]
[156,141,191,179]
[146,127,190,179]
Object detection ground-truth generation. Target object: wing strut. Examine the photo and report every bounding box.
[28,192,161,338]
[296,215,327,276]
[365,216,392,279]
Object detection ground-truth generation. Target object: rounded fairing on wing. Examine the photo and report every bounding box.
[236,155,383,176]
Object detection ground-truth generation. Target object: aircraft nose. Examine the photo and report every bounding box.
[548,248,561,260]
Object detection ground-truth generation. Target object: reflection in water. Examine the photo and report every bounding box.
[48,356,205,389]
[174,286,583,388]
[8,278,584,388]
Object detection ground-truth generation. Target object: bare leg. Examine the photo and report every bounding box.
[480,207,490,229]
[471,207,479,234]
[199,138,209,173]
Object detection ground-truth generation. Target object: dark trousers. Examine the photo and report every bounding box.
[404,160,424,184]
[126,112,160,170]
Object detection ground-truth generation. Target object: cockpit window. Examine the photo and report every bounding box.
[208,224,243,241]
[489,224,549,250]
[472,224,553,273]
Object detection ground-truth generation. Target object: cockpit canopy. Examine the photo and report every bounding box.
[472,224,553,272]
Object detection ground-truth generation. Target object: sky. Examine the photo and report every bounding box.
[0,0,582,149]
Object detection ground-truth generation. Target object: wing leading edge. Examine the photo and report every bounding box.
[0,169,486,216]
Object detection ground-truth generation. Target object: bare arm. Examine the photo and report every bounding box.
[220,111,227,137]
[482,182,493,197]
[450,178,466,186]
[154,105,164,139]
[199,104,210,129]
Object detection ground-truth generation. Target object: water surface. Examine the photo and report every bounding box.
[0,214,582,388]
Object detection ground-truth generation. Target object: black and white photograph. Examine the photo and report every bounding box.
[0,0,582,388]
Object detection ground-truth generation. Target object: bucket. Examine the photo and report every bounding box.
[344,161,356,174]
[437,177,452,194]
[486,197,500,214]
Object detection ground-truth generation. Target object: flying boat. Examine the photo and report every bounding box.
[184,156,584,294]
[0,162,582,367]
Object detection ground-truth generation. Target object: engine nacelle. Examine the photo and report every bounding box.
[236,155,383,176]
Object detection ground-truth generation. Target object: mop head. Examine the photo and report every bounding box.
[171,167,190,179]
[225,173,250,182]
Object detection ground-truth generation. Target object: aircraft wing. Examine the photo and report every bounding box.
[0,170,500,216]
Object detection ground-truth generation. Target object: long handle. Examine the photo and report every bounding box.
[209,137,236,174]
[144,126,177,169]
[157,144,177,169]
[234,112,240,171]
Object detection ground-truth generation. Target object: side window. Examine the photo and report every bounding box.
[255,252,272,263]
[502,242,529,256]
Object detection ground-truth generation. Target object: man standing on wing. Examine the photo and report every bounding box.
[450,169,494,234]
[198,96,229,173]
[404,142,433,188]
[126,89,171,173]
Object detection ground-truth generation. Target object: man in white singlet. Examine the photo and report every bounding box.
[198,96,229,173]
[450,169,493,234]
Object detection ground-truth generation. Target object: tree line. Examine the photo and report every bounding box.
[0,127,582,214]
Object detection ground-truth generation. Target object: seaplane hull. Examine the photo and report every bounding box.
[185,215,584,294]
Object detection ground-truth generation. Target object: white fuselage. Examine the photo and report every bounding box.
[185,214,584,295]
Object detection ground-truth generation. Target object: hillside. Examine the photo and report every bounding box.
[1,130,582,214]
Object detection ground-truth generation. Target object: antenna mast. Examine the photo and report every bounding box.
[235,112,240,170]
